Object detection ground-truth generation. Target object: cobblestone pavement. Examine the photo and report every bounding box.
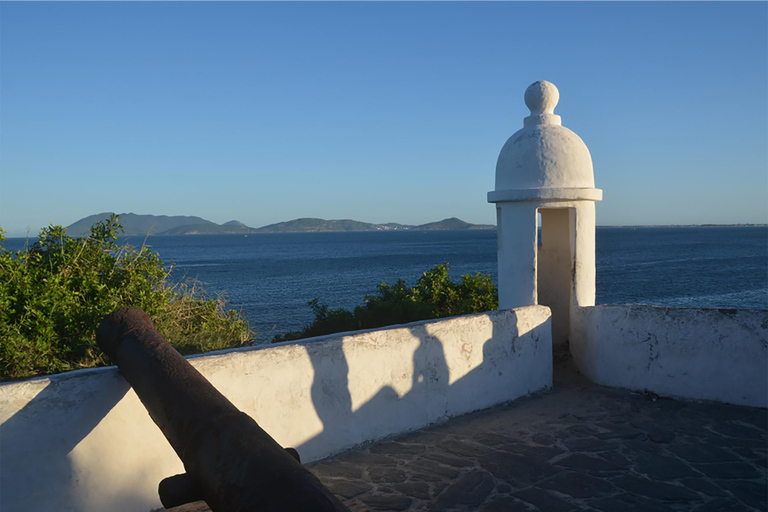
[168,363,767,512]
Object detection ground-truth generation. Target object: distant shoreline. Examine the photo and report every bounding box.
[4,223,767,241]
[60,214,496,237]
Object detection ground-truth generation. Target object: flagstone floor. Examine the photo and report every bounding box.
[168,360,767,511]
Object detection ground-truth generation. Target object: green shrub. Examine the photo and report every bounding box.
[272,263,497,343]
[0,215,253,381]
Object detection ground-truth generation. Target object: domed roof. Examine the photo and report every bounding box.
[489,81,602,203]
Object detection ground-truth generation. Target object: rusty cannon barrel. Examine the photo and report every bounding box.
[96,307,349,512]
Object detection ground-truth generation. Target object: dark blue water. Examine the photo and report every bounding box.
[4,227,766,341]
[595,227,767,309]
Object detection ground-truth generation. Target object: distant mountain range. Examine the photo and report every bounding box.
[65,213,495,236]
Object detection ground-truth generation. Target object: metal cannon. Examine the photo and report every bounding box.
[96,307,349,512]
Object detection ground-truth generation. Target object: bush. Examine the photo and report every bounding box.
[0,215,253,381]
[272,263,497,342]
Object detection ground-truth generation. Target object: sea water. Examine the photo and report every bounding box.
[4,226,766,341]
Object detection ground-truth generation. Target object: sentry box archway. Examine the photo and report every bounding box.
[489,81,602,349]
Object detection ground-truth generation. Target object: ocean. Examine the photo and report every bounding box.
[4,226,767,342]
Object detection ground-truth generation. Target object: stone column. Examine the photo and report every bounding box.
[496,202,538,309]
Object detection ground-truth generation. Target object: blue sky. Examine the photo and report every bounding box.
[1,2,766,236]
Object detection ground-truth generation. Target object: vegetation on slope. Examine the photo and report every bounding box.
[272,264,498,343]
[65,213,496,236]
[0,215,253,381]
[66,212,220,236]
[414,217,494,230]
[254,218,383,232]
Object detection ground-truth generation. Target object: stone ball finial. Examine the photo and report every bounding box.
[524,80,559,115]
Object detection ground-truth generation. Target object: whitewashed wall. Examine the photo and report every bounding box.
[0,306,552,512]
[571,304,768,407]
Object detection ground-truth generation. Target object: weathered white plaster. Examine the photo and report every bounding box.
[494,81,598,194]
[571,305,768,407]
[0,306,551,512]
[495,201,539,308]
[489,80,601,342]
[571,201,597,309]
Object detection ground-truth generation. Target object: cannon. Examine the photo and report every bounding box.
[96,308,349,512]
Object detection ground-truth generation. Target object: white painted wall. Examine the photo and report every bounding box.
[571,304,768,407]
[0,306,552,512]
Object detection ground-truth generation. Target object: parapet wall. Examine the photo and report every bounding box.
[571,304,768,407]
[0,306,552,512]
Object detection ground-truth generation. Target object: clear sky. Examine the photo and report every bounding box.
[1,1,766,237]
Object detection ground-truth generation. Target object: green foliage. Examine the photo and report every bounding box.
[272,263,497,343]
[0,215,253,381]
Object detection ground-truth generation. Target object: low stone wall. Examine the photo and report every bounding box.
[571,304,768,407]
[0,306,552,512]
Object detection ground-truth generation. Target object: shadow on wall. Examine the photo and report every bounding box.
[0,369,130,511]
[296,308,551,462]
[298,325,450,459]
[0,307,551,511]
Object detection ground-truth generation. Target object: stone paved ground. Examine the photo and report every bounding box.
[168,362,767,512]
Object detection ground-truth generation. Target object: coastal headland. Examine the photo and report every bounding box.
[65,213,496,236]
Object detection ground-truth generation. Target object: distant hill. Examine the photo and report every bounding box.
[255,218,384,233]
[66,213,222,236]
[160,223,259,235]
[67,212,256,236]
[255,217,494,233]
[414,217,495,230]
[66,213,494,236]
